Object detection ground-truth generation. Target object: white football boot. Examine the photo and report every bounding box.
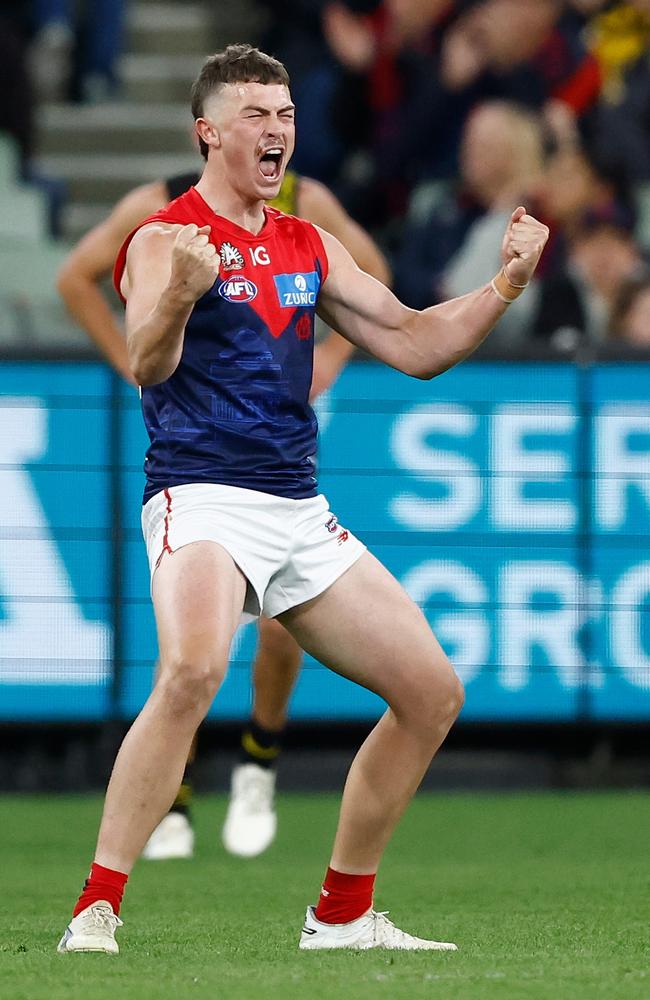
[299,906,458,951]
[142,812,194,860]
[57,900,123,954]
[222,763,277,857]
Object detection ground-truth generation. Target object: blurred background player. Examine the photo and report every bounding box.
[57,164,390,861]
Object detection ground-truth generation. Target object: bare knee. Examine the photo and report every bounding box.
[420,671,463,734]
[156,654,226,720]
[393,663,464,738]
[439,671,465,724]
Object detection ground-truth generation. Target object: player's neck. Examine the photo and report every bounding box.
[195,171,266,235]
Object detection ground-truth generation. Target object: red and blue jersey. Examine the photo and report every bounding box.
[114,186,329,503]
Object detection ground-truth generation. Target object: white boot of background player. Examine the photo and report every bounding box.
[142,811,194,860]
[222,763,277,857]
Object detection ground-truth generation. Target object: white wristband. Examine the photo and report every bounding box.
[503,261,529,289]
[490,278,514,304]
[490,266,529,304]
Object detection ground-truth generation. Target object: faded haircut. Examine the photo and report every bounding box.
[191,44,290,160]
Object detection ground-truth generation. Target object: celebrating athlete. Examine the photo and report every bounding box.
[57,163,390,862]
[58,44,548,954]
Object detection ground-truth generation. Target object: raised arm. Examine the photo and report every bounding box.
[316,207,549,379]
[121,222,220,385]
[56,181,169,385]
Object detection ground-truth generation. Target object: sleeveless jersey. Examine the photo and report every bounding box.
[163,168,301,213]
[114,185,328,503]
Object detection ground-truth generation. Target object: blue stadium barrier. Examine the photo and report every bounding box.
[1,359,648,722]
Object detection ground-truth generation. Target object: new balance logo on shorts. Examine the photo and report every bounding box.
[337,530,349,546]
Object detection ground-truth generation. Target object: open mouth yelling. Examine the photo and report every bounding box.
[258,146,284,182]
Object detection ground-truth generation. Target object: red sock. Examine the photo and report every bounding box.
[73,862,128,917]
[314,866,376,924]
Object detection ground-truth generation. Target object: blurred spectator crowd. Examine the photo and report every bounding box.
[1,0,649,352]
[0,1,124,122]
[260,0,650,349]
[0,0,124,218]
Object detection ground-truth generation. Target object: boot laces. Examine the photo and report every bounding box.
[372,911,418,946]
[84,903,123,935]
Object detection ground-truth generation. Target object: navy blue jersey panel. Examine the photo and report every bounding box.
[114,188,330,503]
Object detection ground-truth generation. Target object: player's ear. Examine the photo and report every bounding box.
[195,117,221,152]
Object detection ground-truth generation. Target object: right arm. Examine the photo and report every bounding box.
[56,181,169,385]
[122,222,220,386]
[316,207,549,379]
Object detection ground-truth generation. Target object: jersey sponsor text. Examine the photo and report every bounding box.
[274,271,320,308]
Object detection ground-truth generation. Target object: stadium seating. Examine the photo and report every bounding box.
[0,133,75,347]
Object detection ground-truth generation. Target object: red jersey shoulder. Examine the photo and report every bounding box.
[268,208,329,282]
[152,189,197,225]
[113,189,197,299]
[113,191,330,300]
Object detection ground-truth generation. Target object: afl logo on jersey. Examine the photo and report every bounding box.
[218,276,258,303]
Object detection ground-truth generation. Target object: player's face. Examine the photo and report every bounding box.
[204,82,295,201]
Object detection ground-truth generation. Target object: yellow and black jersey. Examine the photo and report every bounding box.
[268,168,300,215]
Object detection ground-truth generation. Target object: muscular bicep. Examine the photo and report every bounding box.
[122,224,178,336]
[316,227,411,363]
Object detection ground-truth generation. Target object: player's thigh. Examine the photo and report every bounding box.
[152,540,247,676]
[278,551,461,716]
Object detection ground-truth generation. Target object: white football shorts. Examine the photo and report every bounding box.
[141,483,366,620]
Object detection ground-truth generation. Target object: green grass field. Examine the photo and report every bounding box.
[1,791,649,1000]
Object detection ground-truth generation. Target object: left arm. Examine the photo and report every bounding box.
[316,207,549,379]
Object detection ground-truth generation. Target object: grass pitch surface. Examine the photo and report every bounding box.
[1,791,648,1000]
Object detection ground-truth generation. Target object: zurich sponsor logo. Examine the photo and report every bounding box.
[274,271,320,308]
[218,275,258,303]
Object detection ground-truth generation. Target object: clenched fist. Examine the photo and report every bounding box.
[170,223,220,302]
[500,207,550,287]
